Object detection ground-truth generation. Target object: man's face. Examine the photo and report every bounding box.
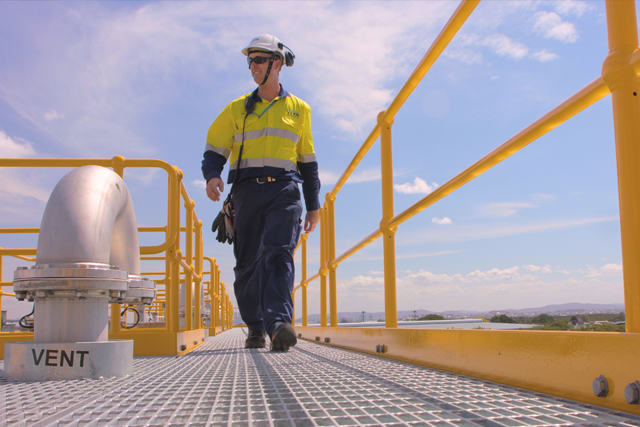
[248,51,281,84]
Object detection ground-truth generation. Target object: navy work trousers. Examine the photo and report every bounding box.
[232,179,303,337]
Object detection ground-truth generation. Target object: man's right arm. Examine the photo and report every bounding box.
[202,102,236,201]
[202,151,227,201]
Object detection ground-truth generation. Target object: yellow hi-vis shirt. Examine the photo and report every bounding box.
[205,88,316,184]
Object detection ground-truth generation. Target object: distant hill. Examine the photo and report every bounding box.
[297,302,624,323]
[511,302,624,313]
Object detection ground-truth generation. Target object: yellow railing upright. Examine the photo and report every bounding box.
[292,0,640,416]
[0,156,233,357]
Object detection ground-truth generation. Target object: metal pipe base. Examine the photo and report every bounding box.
[3,340,133,381]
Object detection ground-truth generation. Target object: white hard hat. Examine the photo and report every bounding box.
[242,34,295,67]
[242,34,284,58]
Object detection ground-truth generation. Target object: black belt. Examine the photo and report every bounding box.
[252,176,277,184]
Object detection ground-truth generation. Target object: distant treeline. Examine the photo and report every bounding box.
[486,312,625,332]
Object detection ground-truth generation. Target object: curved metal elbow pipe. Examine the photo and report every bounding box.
[36,165,140,275]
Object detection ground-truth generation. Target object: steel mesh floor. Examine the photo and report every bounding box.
[1,328,640,427]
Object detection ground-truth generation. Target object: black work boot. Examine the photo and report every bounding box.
[245,330,266,349]
[270,323,297,352]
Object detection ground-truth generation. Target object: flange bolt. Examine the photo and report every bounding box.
[625,381,640,404]
[592,376,608,397]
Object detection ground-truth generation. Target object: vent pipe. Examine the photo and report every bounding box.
[5,166,155,381]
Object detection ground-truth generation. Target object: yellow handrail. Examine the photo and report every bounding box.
[288,0,640,414]
[296,0,640,336]
[0,158,233,345]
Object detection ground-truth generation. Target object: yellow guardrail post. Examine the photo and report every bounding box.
[166,168,182,333]
[194,218,203,330]
[0,255,3,317]
[327,194,338,327]
[301,234,308,327]
[172,250,183,332]
[185,199,194,331]
[319,207,328,327]
[378,111,398,329]
[164,233,172,331]
[109,159,125,335]
[221,282,227,330]
[214,267,220,330]
[291,291,296,327]
[173,170,184,333]
[603,0,640,333]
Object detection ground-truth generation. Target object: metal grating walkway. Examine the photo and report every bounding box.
[1,328,640,427]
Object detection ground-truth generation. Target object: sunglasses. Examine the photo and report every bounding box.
[247,56,273,67]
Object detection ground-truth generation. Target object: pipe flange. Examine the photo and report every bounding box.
[17,289,118,302]
[124,275,156,304]
[13,263,129,297]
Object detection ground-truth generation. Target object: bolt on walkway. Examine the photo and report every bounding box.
[1,328,640,427]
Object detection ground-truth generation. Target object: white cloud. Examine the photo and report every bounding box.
[601,263,622,274]
[0,130,50,204]
[400,266,540,286]
[44,110,64,122]
[336,263,623,313]
[531,193,558,203]
[350,169,381,184]
[125,168,161,186]
[397,250,456,260]
[584,263,623,278]
[443,49,483,65]
[394,177,437,194]
[480,34,529,60]
[0,175,51,204]
[530,49,560,62]
[192,179,206,190]
[0,129,36,158]
[318,168,382,186]
[319,171,339,186]
[350,250,456,262]
[343,275,384,290]
[479,202,537,218]
[401,216,619,245]
[432,217,452,225]
[523,264,552,273]
[0,2,464,153]
[554,1,594,17]
[533,11,579,43]
[466,266,537,282]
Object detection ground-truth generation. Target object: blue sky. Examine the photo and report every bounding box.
[0,1,629,319]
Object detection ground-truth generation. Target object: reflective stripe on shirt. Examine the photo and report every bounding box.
[297,153,317,163]
[230,157,297,171]
[233,127,300,144]
[204,143,231,159]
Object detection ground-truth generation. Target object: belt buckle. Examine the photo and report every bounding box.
[256,177,265,184]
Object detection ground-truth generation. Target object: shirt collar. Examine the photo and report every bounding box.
[251,84,290,103]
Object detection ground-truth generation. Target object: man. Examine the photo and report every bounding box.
[202,34,320,352]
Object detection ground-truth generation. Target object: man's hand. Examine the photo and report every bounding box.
[304,209,320,233]
[206,178,224,201]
